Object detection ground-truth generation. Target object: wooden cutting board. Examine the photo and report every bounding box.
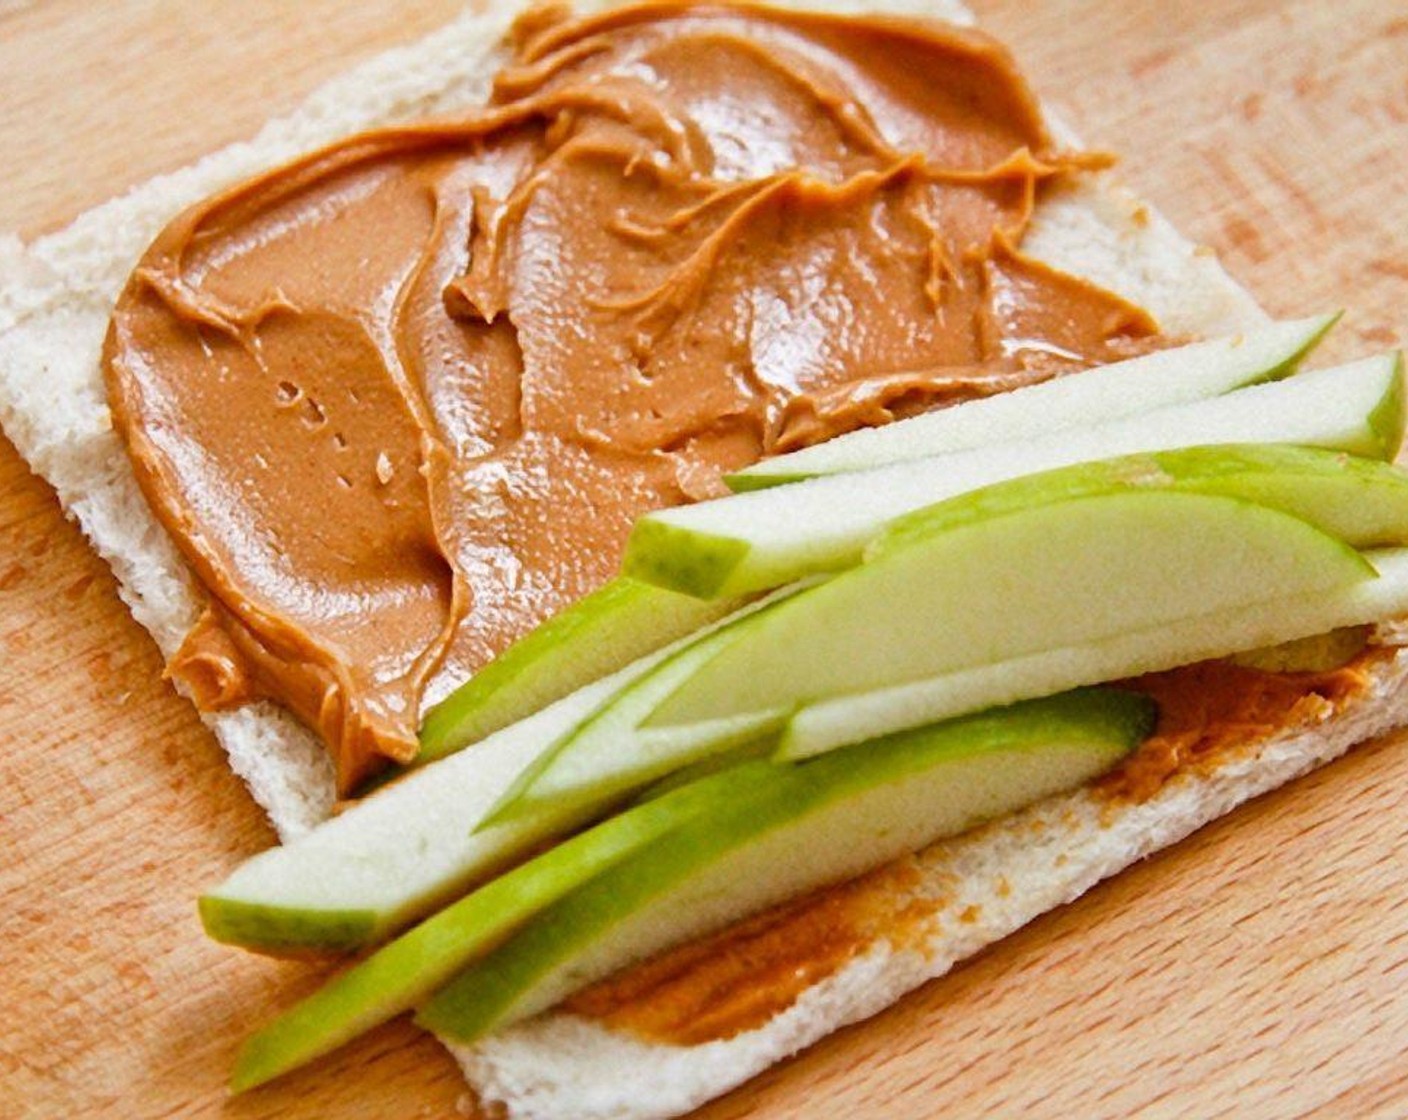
[3,2,1407,1117]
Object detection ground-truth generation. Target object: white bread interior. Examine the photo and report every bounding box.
[0,2,1363,1119]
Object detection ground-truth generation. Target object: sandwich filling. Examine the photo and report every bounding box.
[102,1,1155,791]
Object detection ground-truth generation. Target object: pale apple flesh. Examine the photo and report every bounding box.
[417,688,1153,1045]
[624,353,1405,599]
[726,314,1339,491]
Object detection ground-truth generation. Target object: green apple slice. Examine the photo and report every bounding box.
[644,491,1374,732]
[417,578,735,765]
[229,761,773,1092]
[199,681,619,954]
[478,585,808,829]
[780,547,1408,759]
[871,444,1408,561]
[623,353,1405,598]
[726,314,1339,491]
[417,688,1153,1044]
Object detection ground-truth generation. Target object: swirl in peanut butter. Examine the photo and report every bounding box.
[104,2,1155,791]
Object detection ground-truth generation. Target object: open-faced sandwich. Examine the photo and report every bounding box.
[3,2,1406,1117]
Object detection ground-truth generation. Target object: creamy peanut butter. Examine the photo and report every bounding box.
[104,2,1156,792]
[1100,654,1381,803]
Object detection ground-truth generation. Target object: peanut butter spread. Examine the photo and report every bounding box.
[1101,653,1383,802]
[103,2,1156,792]
[565,655,1377,1044]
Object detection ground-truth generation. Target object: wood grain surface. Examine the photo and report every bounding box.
[2,2,1407,1118]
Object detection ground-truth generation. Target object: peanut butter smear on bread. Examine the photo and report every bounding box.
[103,1,1155,791]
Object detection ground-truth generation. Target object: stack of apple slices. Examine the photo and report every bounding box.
[233,688,1154,1089]
[205,315,1408,1091]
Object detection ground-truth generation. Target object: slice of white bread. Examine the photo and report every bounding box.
[0,1,1380,1118]
[0,0,1262,840]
